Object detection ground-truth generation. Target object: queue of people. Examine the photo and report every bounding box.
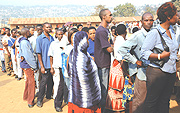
[0,2,180,113]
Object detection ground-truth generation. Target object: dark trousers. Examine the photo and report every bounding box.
[98,67,110,113]
[23,68,35,105]
[54,68,65,108]
[144,66,176,113]
[37,69,53,102]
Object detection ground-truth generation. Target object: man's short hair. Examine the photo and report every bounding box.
[99,9,109,20]
[36,24,43,28]
[82,27,89,33]
[88,26,96,33]
[111,26,116,31]
[11,28,17,33]
[77,24,83,29]
[141,12,153,20]
[115,24,126,35]
[43,22,52,27]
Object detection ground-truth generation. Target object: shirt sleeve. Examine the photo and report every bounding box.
[36,37,41,54]
[48,42,54,57]
[118,35,138,64]
[20,40,37,69]
[98,31,111,49]
[8,40,13,47]
[141,30,157,60]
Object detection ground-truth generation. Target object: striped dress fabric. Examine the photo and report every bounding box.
[68,31,101,108]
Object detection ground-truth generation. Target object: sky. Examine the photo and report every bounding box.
[0,0,171,7]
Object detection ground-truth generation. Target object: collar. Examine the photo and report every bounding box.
[157,24,174,34]
[141,27,148,37]
[42,32,53,41]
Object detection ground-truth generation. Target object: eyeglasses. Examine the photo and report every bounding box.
[87,24,91,25]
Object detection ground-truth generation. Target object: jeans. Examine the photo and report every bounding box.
[98,67,110,113]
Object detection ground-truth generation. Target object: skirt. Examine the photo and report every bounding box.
[106,59,125,111]
[68,102,101,113]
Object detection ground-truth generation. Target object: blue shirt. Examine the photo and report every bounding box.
[8,37,15,55]
[141,25,178,73]
[87,39,94,57]
[118,27,148,81]
[19,37,37,69]
[36,33,54,69]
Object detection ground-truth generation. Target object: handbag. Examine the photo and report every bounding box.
[151,29,169,67]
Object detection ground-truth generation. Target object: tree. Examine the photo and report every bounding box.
[172,0,180,11]
[144,5,156,15]
[113,3,136,17]
[91,5,106,16]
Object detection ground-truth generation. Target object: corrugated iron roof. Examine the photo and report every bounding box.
[8,15,157,25]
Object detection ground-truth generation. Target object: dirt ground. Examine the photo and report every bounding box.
[0,71,180,113]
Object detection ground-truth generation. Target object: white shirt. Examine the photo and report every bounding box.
[48,40,64,68]
[28,35,37,52]
[61,35,69,46]
[2,35,11,54]
[114,35,126,61]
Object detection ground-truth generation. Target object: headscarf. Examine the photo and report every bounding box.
[68,31,101,108]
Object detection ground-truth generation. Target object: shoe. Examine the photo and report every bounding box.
[2,70,6,73]
[28,104,34,108]
[15,75,18,78]
[7,74,11,76]
[17,78,21,81]
[35,92,39,97]
[37,101,43,108]
[55,107,63,112]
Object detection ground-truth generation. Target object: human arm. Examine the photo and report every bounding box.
[37,54,45,74]
[118,34,141,66]
[50,56,55,75]
[15,41,17,62]
[20,40,37,69]
[141,30,170,61]
[98,31,112,53]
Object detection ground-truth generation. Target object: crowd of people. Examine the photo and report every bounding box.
[0,2,180,113]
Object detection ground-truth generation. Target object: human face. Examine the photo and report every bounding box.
[87,22,91,28]
[16,32,21,37]
[56,31,63,41]
[169,13,178,25]
[88,29,96,41]
[141,14,154,30]
[177,12,180,25]
[71,33,76,46]
[29,28,34,35]
[26,30,31,38]
[105,10,113,23]
[43,24,52,34]
[78,26,83,31]
[12,30,17,38]
[36,26,43,36]
[5,29,10,36]
[111,29,115,36]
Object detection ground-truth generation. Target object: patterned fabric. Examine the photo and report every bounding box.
[68,31,101,108]
[122,76,135,108]
[106,59,125,111]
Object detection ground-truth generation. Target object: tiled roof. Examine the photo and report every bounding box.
[8,15,157,25]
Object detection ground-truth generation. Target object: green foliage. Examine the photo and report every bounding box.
[144,5,156,15]
[113,3,136,17]
[91,5,106,16]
